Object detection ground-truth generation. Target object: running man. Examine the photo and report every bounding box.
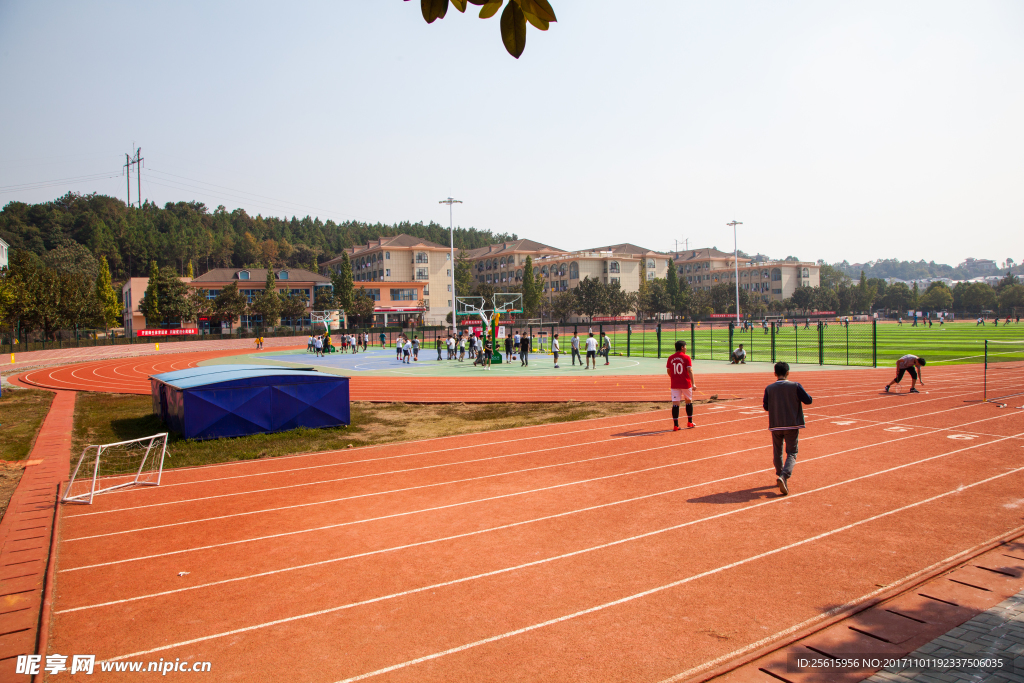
[763,361,812,496]
[666,340,695,431]
[552,333,560,368]
[585,332,598,369]
[885,354,926,394]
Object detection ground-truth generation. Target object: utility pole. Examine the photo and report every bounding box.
[439,197,462,331]
[727,221,743,324]
[124,147,144,208]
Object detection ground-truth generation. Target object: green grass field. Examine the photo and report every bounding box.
[541,320,1024,368]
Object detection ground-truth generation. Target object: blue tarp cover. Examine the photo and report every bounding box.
[150,366,348,440]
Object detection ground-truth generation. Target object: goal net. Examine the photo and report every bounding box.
[62,433,168,504]
[984,340,1024,406]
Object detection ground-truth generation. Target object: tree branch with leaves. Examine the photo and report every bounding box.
[410,0,557,59]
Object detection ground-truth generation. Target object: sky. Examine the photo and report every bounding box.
[1,1,1022,267]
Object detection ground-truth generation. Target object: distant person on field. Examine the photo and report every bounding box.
[379,331,386,348]
[763,361,812,496]
[730,344,746,364]
[601,332,611,365]
[552,333,560,368]
[308,334,315,352]
[402,337,412,364]
[885,355,925,394]
[505,333,513,362]
[667,340,695,431]
[585,332,598,369]
[519,332,530,367]
[412,336,419,361]
[571,332,582,366]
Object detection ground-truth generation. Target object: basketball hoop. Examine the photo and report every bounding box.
[310,310,338,334]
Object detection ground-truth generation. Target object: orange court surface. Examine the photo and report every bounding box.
[8,347,1024,682]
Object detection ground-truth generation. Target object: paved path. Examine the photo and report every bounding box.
[0,392,74,683]
[864,589,1024,683]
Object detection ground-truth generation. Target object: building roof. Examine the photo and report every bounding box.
[674,248,750,263]
[322,234,451,268]
[575,242,669,257]
[190,267,329,283]
[464,239,567,259]
[0,236,8,247]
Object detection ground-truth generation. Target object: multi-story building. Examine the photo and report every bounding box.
[0,237,8,269]
[464,239,567,291]
[320,234,455,326]
[958,257,998,273]
[121,267,330,334]
[674,248,819,302]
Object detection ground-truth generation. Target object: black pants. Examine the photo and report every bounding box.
[520,351,529,366]
[571,349,581,365]
[771,430,799,479]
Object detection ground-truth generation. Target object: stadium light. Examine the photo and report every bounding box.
[727,221,743,324]
[439,197,462,329]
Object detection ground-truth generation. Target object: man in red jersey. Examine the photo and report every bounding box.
[666,339,696,431]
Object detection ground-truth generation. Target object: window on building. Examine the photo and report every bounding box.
[772,288,782,295]
[385,269,390,277]
[611,277,620,285]
[516,269,523,281]
[541,266,548,277]
[423,285,429,295]
[802,268,809,278]
[206,289,221,300]
[240,289,259,303]
[569,262,579,279]
[762,269,769,278]
[424,299,430,309]
[447,284,452,292]
[238,270,250,280]
[446,253,450,260]
[363,289,381,301]
[772,268,782,281]
[446,269,451,277]
[448,299,452,308]
[415,268,428,280]
[416,252,428,264]
[609,261,620,273]
[278,271,289,280]
[486,273,492,283]
[390,288,417,301]
[647,259,655,268]
[485,260,491,270]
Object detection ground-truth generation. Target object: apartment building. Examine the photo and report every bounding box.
[674,249,820,302]
[0,237,8,270]
[320,234,454,326]
[121,267,331,334]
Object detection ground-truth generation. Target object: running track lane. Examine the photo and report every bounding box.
[44,372,1024,682]
[13,346,968,402]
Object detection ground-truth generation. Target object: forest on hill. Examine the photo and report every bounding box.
[0,192,516,280]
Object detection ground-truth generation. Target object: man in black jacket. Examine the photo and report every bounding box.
[763,362,813,496]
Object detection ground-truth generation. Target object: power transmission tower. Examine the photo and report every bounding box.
[124,147,144,208]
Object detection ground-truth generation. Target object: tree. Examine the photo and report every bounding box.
[918,281,953,312]
[186,260,194,279]
[856,270,877,313]
[665,264,679,316]
[331,252,353,313]
[550,290,577,322]
[791,285,813,313]
[959,282,997,314]
[644,279,673,316]
[313,286,336,311]
[280,290,308,327]
[521,256,541,317]
[689,288,713,319]
[998,284,1024,315]
[349,290,376,326]
[606,282,636,318]
[818,263,851,291]
[411,0,558,60]
[213,283,247,330]
[43,239,99,282]
[574,276,606,322]
[455,249,474,297]
[884,282,912,313]
[250,269,282,329]
[95,256,123,329]
[637,263,649,319]
[139,261,160,326]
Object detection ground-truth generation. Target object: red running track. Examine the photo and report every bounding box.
[44,363,1024,681]
[11,347,763,402]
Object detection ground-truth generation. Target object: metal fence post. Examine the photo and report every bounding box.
[770,322,776,362]
[872,319,877,368]
[690,322,695,358]
[818,321,824,365]
[728,321,734,358]
[656,323,662,359]
[627,324,631,358]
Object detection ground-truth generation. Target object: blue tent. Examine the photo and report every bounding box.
[150,365,349,440]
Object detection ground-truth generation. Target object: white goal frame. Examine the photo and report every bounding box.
[62,433,168,504]
[310,310,339,335]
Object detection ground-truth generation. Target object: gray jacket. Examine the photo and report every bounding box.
[762,380,813,431]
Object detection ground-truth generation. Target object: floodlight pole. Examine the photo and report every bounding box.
[440,197,462,331]
[727,221,743,324]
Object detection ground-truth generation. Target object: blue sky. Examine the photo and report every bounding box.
[1,1,1021,266]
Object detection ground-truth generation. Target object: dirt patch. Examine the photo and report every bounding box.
[0,462,25,524]
[0,387,54,461]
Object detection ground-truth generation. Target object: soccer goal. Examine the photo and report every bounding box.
[983,339,1024,407]
[62,433,168,504]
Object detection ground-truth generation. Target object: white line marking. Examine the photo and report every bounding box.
[102,451,1024,667]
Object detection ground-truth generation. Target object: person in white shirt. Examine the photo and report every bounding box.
[585,333,598,369]
[552,333,560,368]
[730,344,747,364]
[313,335,323,358]
[402,338,412,364]
[447,335,456,360]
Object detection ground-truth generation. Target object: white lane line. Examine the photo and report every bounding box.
[62,395,999,539]
[102,448,1024,667]
[64,383,965,513]
[60,407,1013,572]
